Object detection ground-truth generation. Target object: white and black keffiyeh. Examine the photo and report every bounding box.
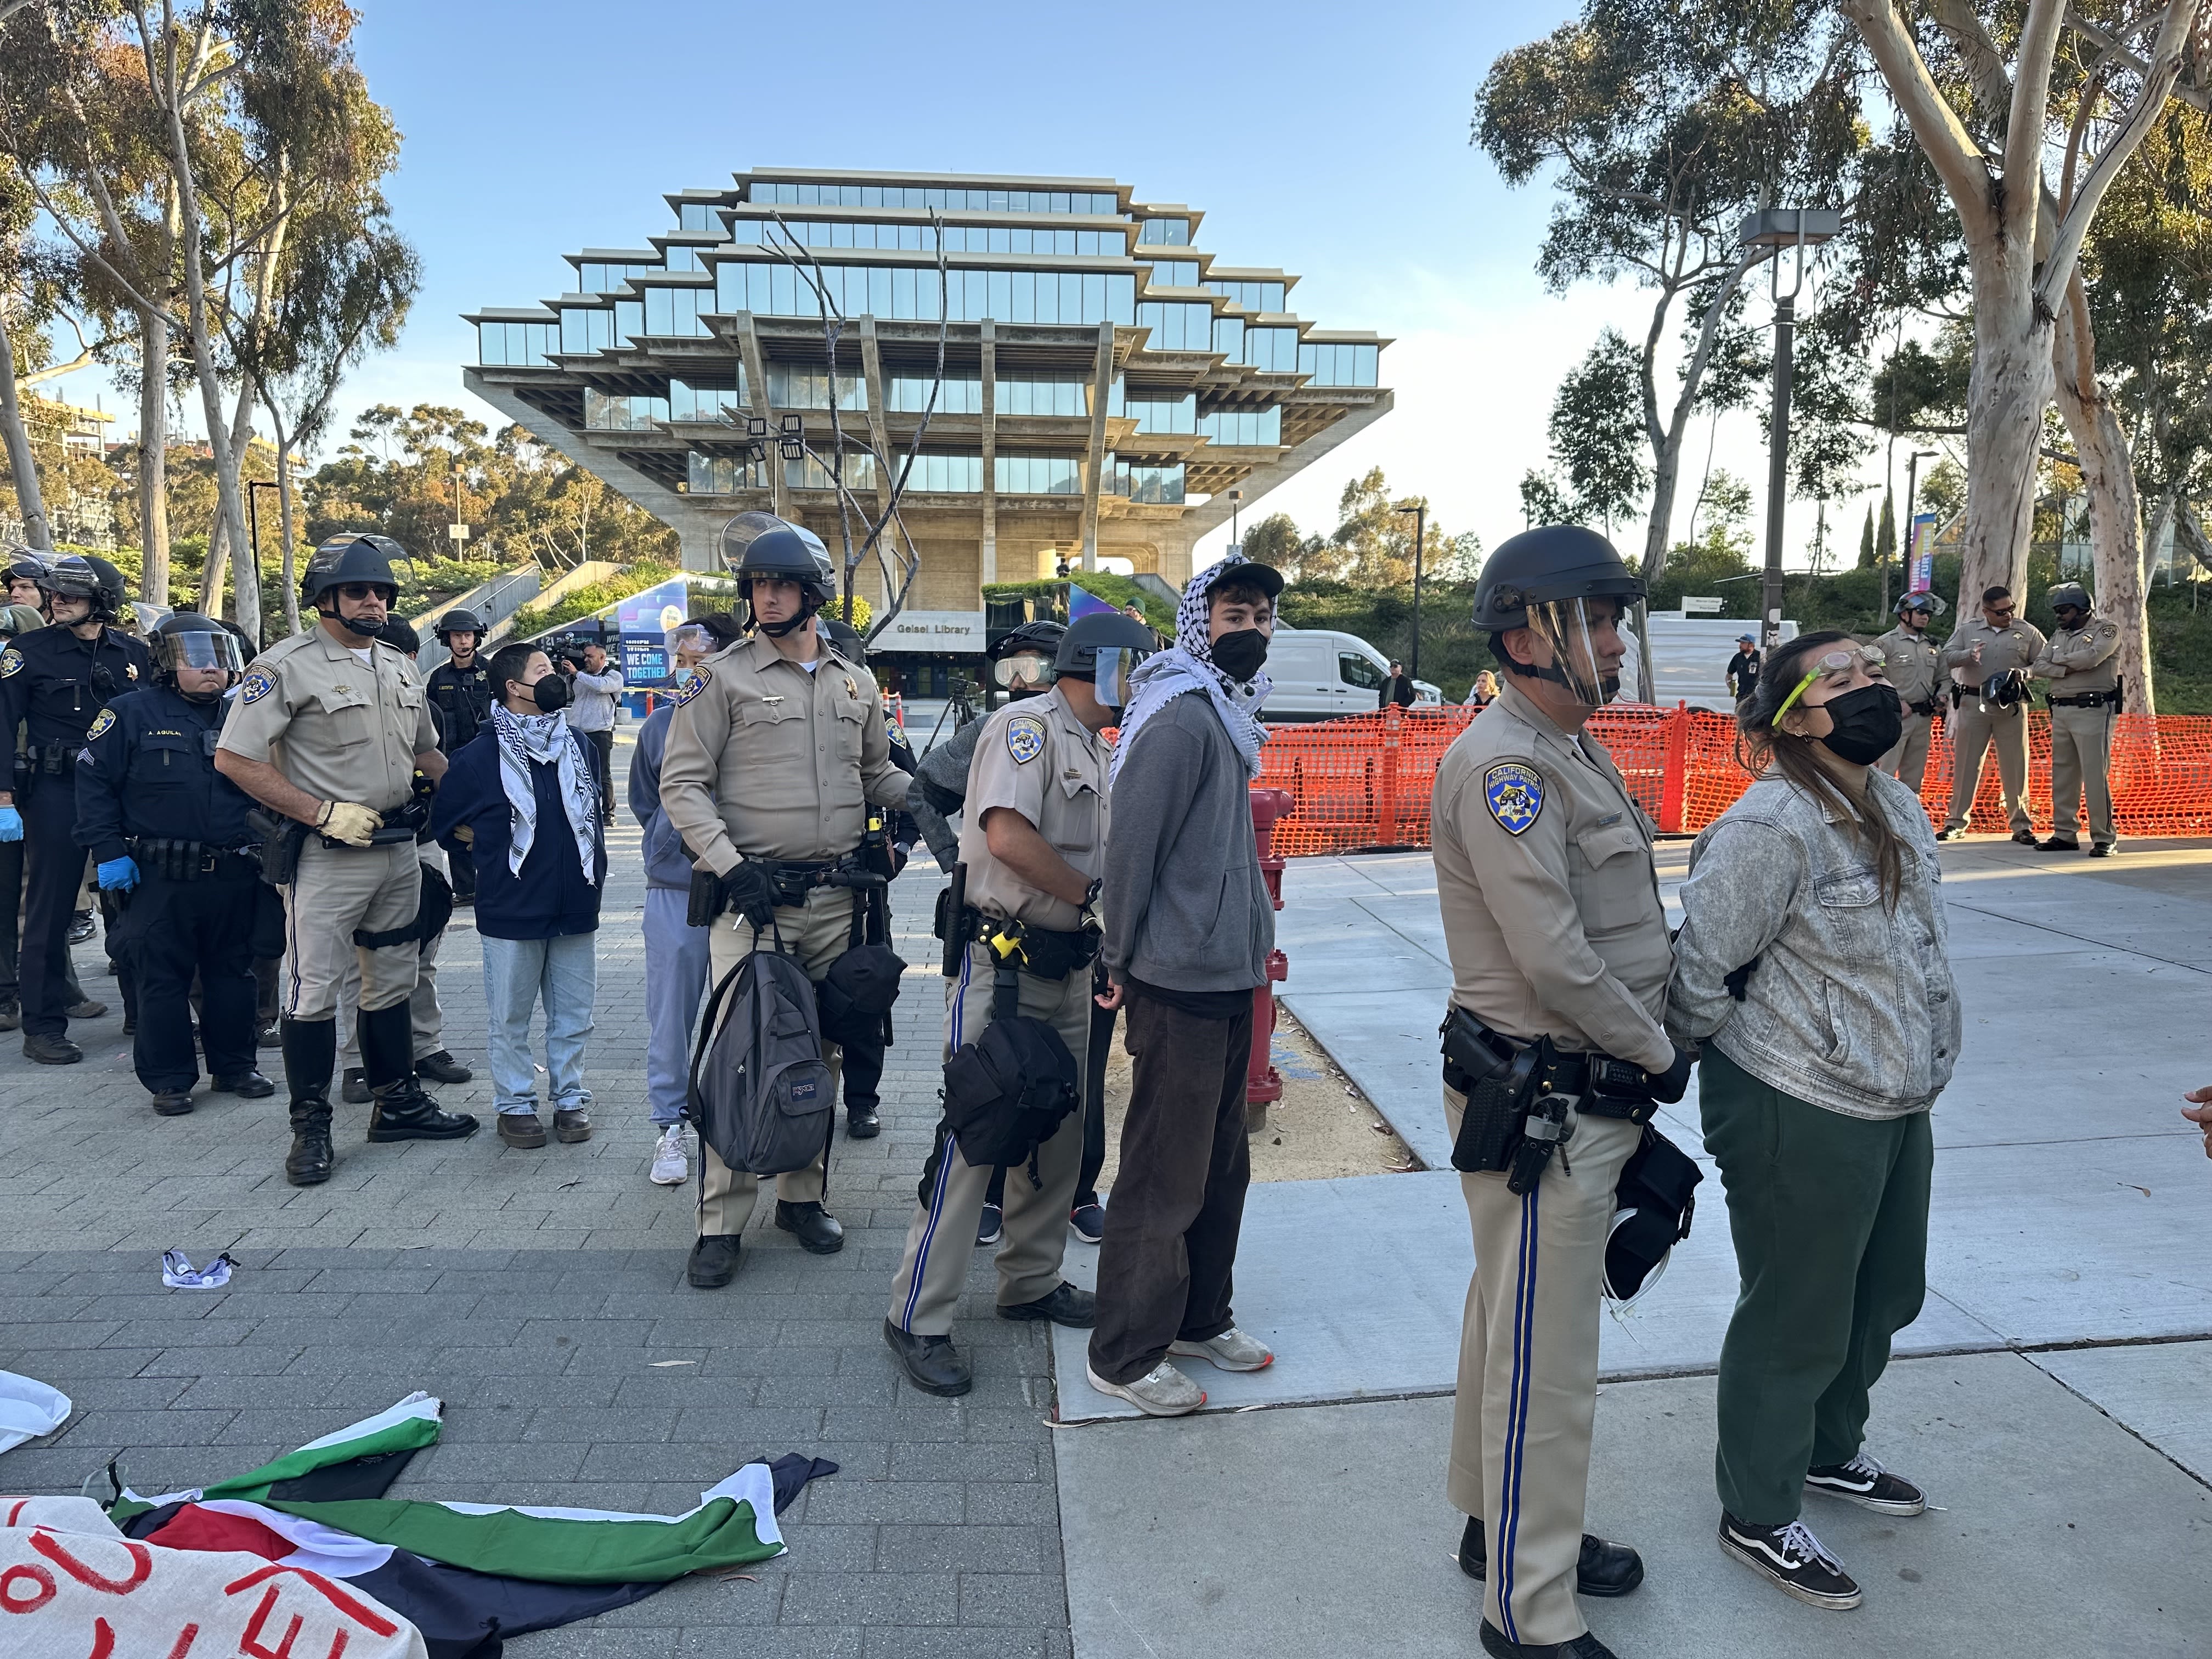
[1108,551,1273,785]
[490,705,597,878]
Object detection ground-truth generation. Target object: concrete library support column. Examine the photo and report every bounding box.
[979,319,998,585]
[1079,320,1114,571]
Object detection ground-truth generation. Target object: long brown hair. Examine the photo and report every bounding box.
[1736,630,1908,907]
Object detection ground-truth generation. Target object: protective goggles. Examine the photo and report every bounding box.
[1524,597,1626,707]
[990,652,1058,690]
[1773,646,1886,723]
[1091,645,1151,710]
[152,630,246,677]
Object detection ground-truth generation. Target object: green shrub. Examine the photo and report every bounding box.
[510,563,681,637]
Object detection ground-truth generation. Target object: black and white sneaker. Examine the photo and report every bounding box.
[1718,1514,1861,1610]
[1805,1452,1926,1516]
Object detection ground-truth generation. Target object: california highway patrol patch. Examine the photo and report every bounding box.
[676,665,710,706]
[1006,713,1046,766]
[239,669,275,706]
[0,649,20,679]
[1483,760,1544,836]
[86,708,116,742]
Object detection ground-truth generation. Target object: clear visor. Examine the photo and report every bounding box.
[1524,597,1625,706]
[1092,645,1152,710]
[991,652,1058,691]
[156,631,246,676]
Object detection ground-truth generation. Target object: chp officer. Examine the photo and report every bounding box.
[1872,592,1943,795]
[2030,581,2122,856]
[0,554,151,1063]
[1936,585,2045,843]
[215,534,478,1186]
[659,516,912,1288]
[881,611,1152,1397]
[426,608,493,904]
[1432,526,1691,1659]
[74,613,274,1113]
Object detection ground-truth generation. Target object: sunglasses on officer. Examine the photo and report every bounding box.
[1774,646,1887,723]
[334,583,395,604]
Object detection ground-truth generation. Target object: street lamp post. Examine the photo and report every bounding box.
[1228,488,1243,554]
[1739,207,1841,654]
[1394,498,1426,684]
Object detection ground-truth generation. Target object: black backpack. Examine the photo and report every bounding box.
[686,938,836,1177]
[941,996,1080,1171]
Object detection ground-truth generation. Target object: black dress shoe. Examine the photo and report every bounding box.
[150,1090,194,1116]
[414,1049,473,1085]
[998,1282,1097,1328]
[212,1071,275,1098]
[845,1106,881,1139]
[774,1200,845,1254]
[1479,1623,1618,1659]
[2089,842,2116,858]
[2035,836,2080,851]
[340,1066,370,1105]
[365,1082,480,1142]
[687,1234,742,1288]
[1460,1516,1644,1598]
[67,909,95,945]
[882,1319,972,1396]
[23,1033,82,1065]
[2011,828,2040,845]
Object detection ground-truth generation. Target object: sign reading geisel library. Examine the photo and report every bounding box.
[876,610,986,653]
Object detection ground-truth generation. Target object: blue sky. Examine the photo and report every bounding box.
[41,0,1860,567]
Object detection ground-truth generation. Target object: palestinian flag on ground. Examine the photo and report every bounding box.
[105,1393,834,1659]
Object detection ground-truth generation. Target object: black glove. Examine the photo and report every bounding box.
[722,860,777,930]
[1647,1044,1695,1104]
[1723,956,1762,1002]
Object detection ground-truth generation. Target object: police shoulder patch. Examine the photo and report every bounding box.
[86,708,116,742]
[0,648,20,679]
[1006,713,1047,766]
[239,669,276,706]
[1483,759,1545,837]
[675,665,711,706]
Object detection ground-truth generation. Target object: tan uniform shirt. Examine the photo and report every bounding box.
[217,626,436,813]
[1430,681,1673,1072]
[1940,616,2047,686]
[659,629,911,872]
[957,686,1107,933]
[2033,614,2121,695]
[1874,624,1943,708]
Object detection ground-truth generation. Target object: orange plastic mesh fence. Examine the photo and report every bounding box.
[1251,704,2212,856]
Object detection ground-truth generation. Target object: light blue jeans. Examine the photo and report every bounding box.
[642,885,712,1127]
[481,932,596,1115]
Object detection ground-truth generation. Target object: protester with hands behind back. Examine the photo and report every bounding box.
[1668,631,1955,1615]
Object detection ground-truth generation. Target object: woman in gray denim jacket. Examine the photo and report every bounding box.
[1666,631,1959,1617]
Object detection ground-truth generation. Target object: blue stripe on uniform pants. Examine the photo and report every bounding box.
[1497,1185,1538,1643]
[896,943,974,1333]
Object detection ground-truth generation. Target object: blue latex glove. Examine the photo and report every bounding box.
[0,806,19,843]
[97,855,140,892]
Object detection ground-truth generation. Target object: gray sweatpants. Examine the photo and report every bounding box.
[644,884,712,1127]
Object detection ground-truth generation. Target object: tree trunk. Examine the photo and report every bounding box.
[1957,258,2052,608]
[0,297,52,550]
[136,304,171,601]
[2050,281,2154,713]
[274,422,300,639]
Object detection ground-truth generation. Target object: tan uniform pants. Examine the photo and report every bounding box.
[1447,1090,1640,1648]
[338,845,450,1064]
[2049,703,2115,845]
[280,840,422,1022]
[1878,711,1933,798]
[885,941,1091,1336]
[695,883,857,1237]
[1943,702,2030,834]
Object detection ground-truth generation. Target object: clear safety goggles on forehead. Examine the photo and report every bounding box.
[991,652,1057,690]
[1092,645,1152,710]
[156,631,246,676]
[1774,646,1886,722]
[1524,598,1626,707]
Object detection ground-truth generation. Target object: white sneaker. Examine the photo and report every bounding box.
[1169,1327,1274,1372]
[1085,1359,1205,1417]
[649,1124,689,1186]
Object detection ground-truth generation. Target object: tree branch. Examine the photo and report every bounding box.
[2004,0,2070,247]
[1841,0,2000,240]
[2066,5,2212,110]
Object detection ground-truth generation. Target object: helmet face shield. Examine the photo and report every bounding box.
[154,628,245,678]
[1524,597,1627,706]
[1091,644,1152,710]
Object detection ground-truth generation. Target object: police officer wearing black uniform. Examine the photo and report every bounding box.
[426,608,494,902]
[0,554,152,1063]
[74,613,274,1113]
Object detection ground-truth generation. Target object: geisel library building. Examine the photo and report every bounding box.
[463,167,1388,680]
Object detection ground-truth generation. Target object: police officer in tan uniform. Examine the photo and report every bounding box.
[659,517,911,1289]
[216,534,478,1186]
[1873,592,1943,795]
[881,611,1153,1397]
[1936,585,2046,843]
[2030,580,2121,856]
[1431,526,1690,1659]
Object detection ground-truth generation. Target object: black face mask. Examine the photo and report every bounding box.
[1209,628,1269,681]
[530,674,572,713]
[1815,684,1903,766]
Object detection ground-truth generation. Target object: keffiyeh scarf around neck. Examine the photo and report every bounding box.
[1108,551,1272,786]
[491,704,597,878]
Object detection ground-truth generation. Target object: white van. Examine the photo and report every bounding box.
[1259,627,1443,723]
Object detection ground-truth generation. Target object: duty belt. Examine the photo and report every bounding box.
[963,909,1099,982]
[127,837,257,879]
[2049,689,2119,708]
[1440,1007,1657,1124]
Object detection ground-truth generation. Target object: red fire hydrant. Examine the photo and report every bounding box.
[1246,787,1293,1133]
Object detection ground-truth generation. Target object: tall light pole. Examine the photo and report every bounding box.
[1395,498,1426,684]
[1740,207,1840,653]
[1228,487,1243,554]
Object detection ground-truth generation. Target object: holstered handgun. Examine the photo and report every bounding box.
[687,864,725,928]
[1507,1045,1581,1194]
[246,808,306,888]
[938,861,968,978]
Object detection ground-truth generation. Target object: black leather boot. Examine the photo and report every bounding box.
[285,1094,335,1186]
[365,1079,480,1142]
[882,1319,972,1396]
[774,1200,845,1254]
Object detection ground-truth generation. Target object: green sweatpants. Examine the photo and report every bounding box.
[1699,1045,1933,1526]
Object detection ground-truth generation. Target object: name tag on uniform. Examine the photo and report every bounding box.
[1595,812,1622,827]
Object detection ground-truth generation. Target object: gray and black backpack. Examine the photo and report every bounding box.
[686,938,836,1177]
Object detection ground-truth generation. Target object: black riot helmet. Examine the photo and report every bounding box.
[1897,590,1938,619]
[2046,580,2091,616]
[1472,524,1646,707]
[721,514,834,636]
[820,617,867,662]
[302,533,408,635]
[150,611,246,699]
[434,606,485,645]
[1056,611,1156,709]
[377,617,421,657]
[38,553,126,623]
[989,619,1068,698]
[4,546,47,590]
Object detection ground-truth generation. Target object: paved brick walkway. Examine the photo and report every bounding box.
[0,736,1074,1658]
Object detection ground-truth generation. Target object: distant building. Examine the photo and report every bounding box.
[462,167,1392,608]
